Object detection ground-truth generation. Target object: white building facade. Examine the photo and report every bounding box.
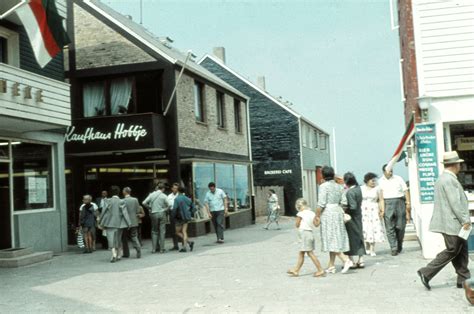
[397,0,474,258]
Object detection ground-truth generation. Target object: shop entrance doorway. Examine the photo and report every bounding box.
[0,161,11,249]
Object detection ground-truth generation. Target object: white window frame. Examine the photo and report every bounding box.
[0,26,20,67]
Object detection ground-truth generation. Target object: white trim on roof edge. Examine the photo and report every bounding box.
[199,54,329,135]
[198,54,300,118]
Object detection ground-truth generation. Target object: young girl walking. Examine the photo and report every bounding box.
[287,198,325,277]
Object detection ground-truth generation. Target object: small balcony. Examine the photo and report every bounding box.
[65,113,167,156]
[0,62,71,132]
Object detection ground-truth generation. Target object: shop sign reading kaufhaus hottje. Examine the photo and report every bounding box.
[415,123,439,203]
[65,114,167,154]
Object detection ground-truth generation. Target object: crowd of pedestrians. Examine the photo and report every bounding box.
[287,165,411,276]
[77,181,228,262]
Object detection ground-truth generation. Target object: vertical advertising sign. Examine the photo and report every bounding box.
[415,123,439,203]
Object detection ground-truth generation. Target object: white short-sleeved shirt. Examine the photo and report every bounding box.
[297,209,316,231]
[379,175,408,199]
[204,188,227,212]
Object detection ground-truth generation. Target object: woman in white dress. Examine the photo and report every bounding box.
[264,189,280,230]
[361,172,386,256]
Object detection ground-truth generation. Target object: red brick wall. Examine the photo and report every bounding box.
[398,0,421,126]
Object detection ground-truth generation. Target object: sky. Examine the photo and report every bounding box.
[107,0,408,180]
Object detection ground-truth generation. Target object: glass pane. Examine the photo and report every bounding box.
[0,140,9,159]
[234,164,250,210]
[83,81,106,117]
[215,163,235,211]
[0,162,11,249]
[193,162,214,210]
[12,143,54,210]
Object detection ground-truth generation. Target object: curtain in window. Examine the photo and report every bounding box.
[110,77,133,115]
[83,82,105,117]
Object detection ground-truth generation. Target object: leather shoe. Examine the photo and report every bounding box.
[457,282,464,289]
[391,250,398,256]
[417,270,431,290]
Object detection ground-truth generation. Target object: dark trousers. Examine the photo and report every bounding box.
[384,198,406,252]
[168,213,180,248]
[121,227,141,257]
[211,210,225,240]
[419,234,471,284]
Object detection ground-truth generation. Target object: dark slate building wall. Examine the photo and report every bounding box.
[200,57,302,215]
[19,26,65,81]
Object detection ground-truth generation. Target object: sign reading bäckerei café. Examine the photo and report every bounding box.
[65,114,166,154]
[415,123,439,203]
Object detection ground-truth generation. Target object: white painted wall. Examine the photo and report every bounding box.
[412,0,474,98]
[0,63,70,128]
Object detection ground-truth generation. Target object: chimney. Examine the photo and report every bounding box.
[257,76,266,91]
[213,47,226,63]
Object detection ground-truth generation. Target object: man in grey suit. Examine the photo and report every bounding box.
[121,187,142,259]
[417,151,471,290]
[143,182,169,253]
[99,186,131,263]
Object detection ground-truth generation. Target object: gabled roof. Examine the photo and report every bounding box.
[198,54,329,135]
[78,0,248,100]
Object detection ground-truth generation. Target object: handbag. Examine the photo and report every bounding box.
[76,229,85,248]
[343,213,352,223]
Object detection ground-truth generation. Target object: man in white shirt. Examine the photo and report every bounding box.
[379,164,410,256]
[204,182,228,244]
[143,183,169,253]
[167,183,181,251]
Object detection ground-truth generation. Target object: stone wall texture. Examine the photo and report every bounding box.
[73,4,155,70]
[175,72,249,157]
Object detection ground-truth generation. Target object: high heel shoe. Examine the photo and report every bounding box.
[341,260,354,274]
[325,266,336,274]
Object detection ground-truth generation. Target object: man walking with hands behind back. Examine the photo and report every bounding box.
[417,151,471,290]
[205,182,228,244]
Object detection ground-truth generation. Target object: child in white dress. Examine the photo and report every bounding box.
[287,198,325,277]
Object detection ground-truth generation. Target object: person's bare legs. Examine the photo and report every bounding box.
[336,252,349,263]
[307,251,324,275]
[288,251,305,276]
[328,252,336,268]
[182,223,189,247]
[175,225,184,244]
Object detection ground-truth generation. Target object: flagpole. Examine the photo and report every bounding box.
[332,127,338,174]
[0,0,28,20]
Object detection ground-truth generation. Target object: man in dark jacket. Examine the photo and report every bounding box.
[171,186,195,253]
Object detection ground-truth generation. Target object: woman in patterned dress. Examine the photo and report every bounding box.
[264,189,280,230]
[316,166,353,274]
[361,172,385,256]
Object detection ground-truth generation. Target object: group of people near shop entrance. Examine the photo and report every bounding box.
[287,150,474,302]
[77,181,229,263]
[286,164,411,277]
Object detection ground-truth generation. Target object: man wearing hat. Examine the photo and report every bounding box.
[417,151,471,290]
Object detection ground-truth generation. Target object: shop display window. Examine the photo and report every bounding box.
[193,162,215,209]
[215,163,235,210]
[0,140,9,159]
[451,124,474,191]
[235,164,250,209]
[12,143,53,210]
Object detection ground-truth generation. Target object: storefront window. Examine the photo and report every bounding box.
[0,140,9,159]
[193,162,215,209]
[234,164,250,209]
[215,163,235,210]
[12,143,53,210]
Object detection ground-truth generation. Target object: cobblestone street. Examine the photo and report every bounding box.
[0,218,472,313]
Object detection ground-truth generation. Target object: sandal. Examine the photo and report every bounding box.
[287,269,299,277]
[357,262,365,269]
[325,266,336,274]
[314,271,326,277]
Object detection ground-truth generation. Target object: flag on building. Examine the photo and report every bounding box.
[386,115,415,172]
[15,0,70,68]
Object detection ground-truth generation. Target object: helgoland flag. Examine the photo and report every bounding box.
[386,114,415,172]
[15,0,70,68]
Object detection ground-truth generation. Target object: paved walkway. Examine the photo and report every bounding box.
[0,217,473,313]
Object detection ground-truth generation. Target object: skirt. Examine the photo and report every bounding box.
[320,205,350,252]
[298,230,315,252]
[361,200,385,243]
